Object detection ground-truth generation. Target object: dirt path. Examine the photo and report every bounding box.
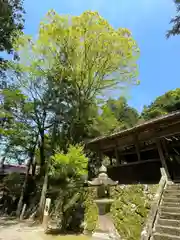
[0,217,90,240]
[0,217,45,240]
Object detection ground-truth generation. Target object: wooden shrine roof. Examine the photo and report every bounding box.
[87,111,180,151]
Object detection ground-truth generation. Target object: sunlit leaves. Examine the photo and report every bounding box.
[141,88,180,120]
[50,144,88,178]
[13,10,139,99]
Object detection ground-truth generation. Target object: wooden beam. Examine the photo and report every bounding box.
[94,122,180,151]
[108,158,160,168]
[143,123,180,142]
[161,138,170,159]
[134,134,141,161]
[156,139,171,181]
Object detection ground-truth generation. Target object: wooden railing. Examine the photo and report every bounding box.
[140,168,168,240]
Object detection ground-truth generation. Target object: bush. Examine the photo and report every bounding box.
[84,187,98,232]
[84,184,157,239]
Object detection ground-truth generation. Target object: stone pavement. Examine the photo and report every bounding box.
[0,217,45,240]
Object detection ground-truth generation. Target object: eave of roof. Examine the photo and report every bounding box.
[87,110,180,145]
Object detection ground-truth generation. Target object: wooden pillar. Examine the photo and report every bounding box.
[161,138,170,160]
[109,156,113,166]
[115,147,120,165]
[97,150,103,164]
[100,151,103,163]
[156,139,171,181]
[134,134,141,161]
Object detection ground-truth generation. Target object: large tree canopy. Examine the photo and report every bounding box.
[0,10,140,217]
[10,10,140,143]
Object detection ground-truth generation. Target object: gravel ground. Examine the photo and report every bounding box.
[0,217,45,240]
[0,217,90,240]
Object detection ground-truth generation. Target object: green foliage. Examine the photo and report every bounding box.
[107,96,139,129]
[93,105,120,135]
[10,10,140,145]
[84,185,157,239]
[167,0,180,37]
[84,188,98,232]
[141,88,180,120]
[51,144,88,178]
[1,9,140,223]
[14,10,139,88]
[2,172,23,198]
[0,0,24,52]
[0,86,37,163]
[0,0,25,74]
[92,96,139,136]
[111,185,157,240]
[2,9,140,160]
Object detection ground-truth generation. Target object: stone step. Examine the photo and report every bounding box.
[166,185,180,190]
[155,225,180,236]
[163,192,180,198]
[161,202,180,207]
[160,212,180,220]
[157,219,180,228]
[162,197,180,203]
[160,206,180,213]
[151,233,180,240]
[164,189,180,195]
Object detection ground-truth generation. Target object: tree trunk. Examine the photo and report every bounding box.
[38,162,49,221]
[0,156,6,174]
[32,161,37,177]
[39,131,45,176]
[0,145,11,173]
[16,143,37,217]
[16,159,31,217]
[37,122,57,221]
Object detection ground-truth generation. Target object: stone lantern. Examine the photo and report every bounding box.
[87,165,120,240]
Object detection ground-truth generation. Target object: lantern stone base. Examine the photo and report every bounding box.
[91,213,120,239]
[92,232,119,240]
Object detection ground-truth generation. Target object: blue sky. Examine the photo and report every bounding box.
[23,0,179,112]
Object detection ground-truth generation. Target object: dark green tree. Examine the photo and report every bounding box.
[167,0,180,37]
[0,0,25,72]
[92,96,139,136]
[107,97,139,129]
[141,88,180,120]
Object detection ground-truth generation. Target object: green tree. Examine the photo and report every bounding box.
[167,0,180,37]
[0,0,25,73]
[92,96,139,136]
[49,144,88,231]
[141,88,180,120]
[92,104,120,136]
[0,85,40,216]
[13,10,139,141]
[7,10,139,219]
[107,97,139,129]
[51,144,88,179]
